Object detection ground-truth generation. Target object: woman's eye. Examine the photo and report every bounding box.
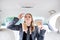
[25,16,31,18]
[29,16,31,18]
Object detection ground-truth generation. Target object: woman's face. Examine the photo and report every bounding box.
[24,14,32,24]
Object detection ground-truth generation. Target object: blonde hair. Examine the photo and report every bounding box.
[23,13,34,32]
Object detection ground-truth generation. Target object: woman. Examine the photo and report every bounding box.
[36,20,46,40]
[7,13,38,40]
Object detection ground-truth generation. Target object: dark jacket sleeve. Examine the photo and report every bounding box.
[35,26,46,40]
[37,29,46,40]
[7,17,22,31]
[39,29,46,36]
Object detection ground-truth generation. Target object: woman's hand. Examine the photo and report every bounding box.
[36,21,43,30]
[18,13,24,19]
[38,25,43,30]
